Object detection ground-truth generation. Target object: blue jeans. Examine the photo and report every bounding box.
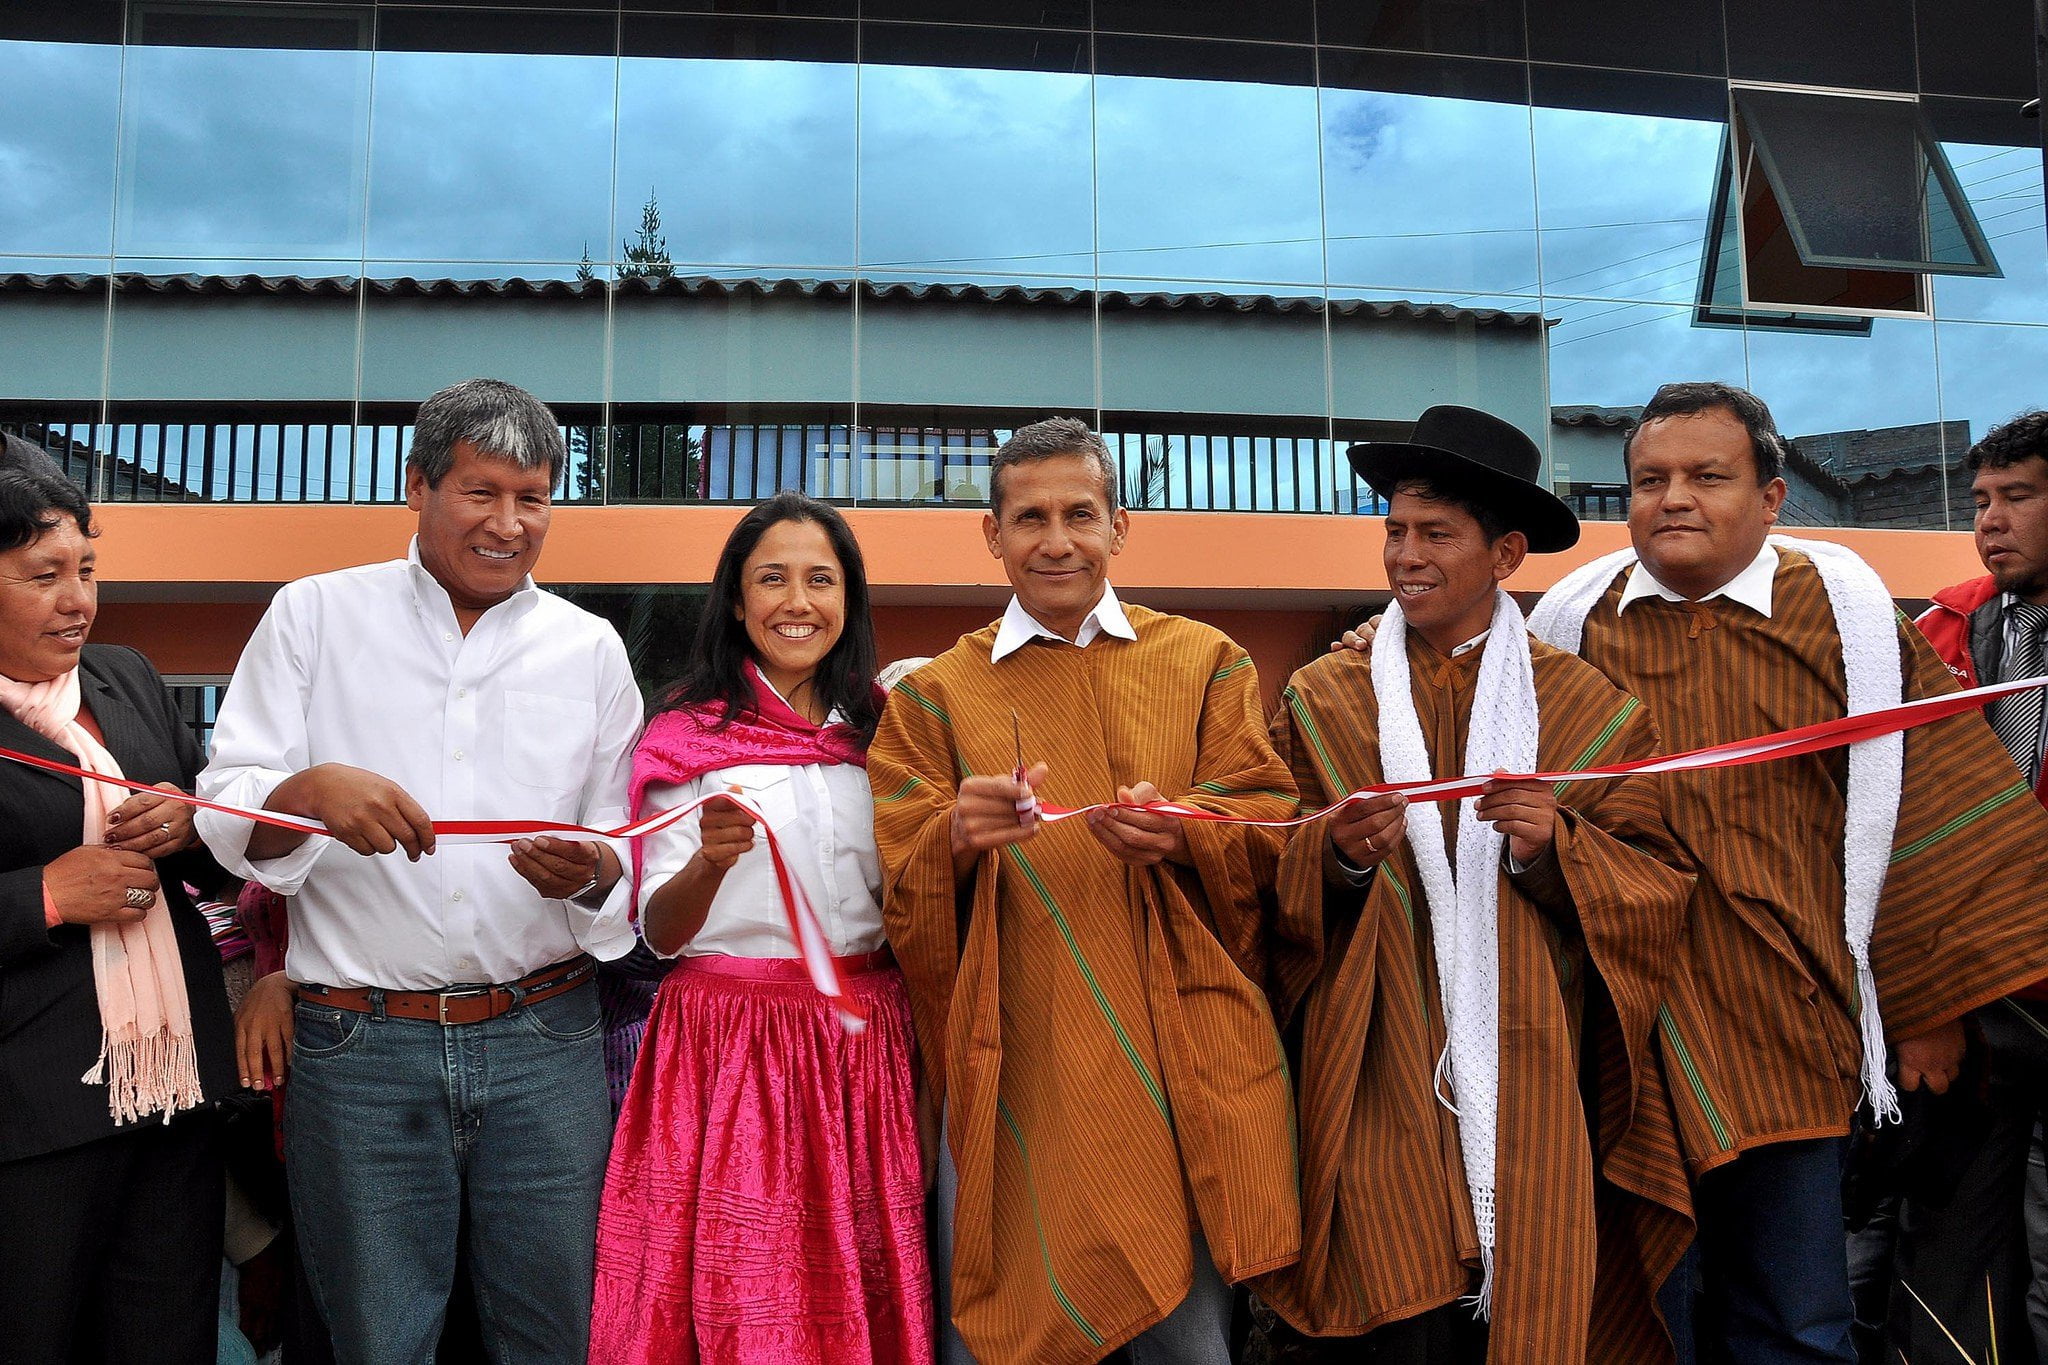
[284,978,613,1365]
[934,1119,1233,1364]
[1690,1137,1857,1365]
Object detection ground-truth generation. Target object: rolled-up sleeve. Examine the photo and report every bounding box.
[195,587,328,894]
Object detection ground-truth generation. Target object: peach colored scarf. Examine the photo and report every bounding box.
[0,667,201,1123]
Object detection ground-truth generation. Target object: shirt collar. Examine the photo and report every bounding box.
[1450,628,1490,659]
[404,535,539,628]
[1618,541,1778,618]
[991,582,1137,662]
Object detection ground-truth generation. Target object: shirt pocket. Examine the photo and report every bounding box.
[501,690,597,794]
[714,764,806,846]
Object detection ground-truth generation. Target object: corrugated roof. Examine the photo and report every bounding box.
[1551,404,1642,428]
[0,272,1548,330]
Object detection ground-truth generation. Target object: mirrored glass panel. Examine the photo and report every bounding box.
[858,25,1091,286]
[116,10,371,267]
[1745,317,1949,528]
[108,276,363,409]
[1543,300,1747,480]
[1526,0,1723,75]
[1316,0,1524,60]
[616,16,857,275]
[1929,106,2046,325]
[1723,0,1914,92]
[366,10,616,269]
[1936,321,2048,467]
[358,271,607,413]
[0,38,122,260]
[1094,39,1323,293]
[1532,69,1727,308]
[1319,52,1536,302]
[0,276,112,405]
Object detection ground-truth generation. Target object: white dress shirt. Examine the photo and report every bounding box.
[989,582,1138,662]
[196,540,643,990]
[638,695,884,960]
[1618,541,1779,617]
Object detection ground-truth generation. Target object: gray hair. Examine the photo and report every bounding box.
[989,416,1119,516]
[408,378,565,487]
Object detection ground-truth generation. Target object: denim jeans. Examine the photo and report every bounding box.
[1692,1137,1857,1365]
[934,1118,1233,1365]
[284,977,612,1365]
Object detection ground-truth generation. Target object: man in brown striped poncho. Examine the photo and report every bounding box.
[868,418,1301,1365]
[1259,407,1696,1365]
[1527,382,2048,1365]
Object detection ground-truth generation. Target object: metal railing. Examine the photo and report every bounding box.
[3,407,1416,517]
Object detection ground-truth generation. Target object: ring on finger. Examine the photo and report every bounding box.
[122,886,155,909]
[1362,834,1377,854]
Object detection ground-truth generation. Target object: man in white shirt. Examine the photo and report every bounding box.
[197,379,642,1365]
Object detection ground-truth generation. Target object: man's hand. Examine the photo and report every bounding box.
[1896,1018,1967,1095]
[1086,782,1192,868]
[694,793,757,872]
[950,763,1047,877]
[1329,615,1382,653]
[236,970,297,1091]
[267,764,437,860]
[42,846,160,926]
[1327,791,1407,872]
[510,836,618,901]
[104,783,198,859]
[1475,778,1559,867]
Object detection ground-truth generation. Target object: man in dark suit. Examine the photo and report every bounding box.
[0,434,238,1364]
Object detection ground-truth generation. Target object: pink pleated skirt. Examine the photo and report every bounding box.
[589,951,933,1365]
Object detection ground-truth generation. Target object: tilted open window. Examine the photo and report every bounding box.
[1694,83,1999,330]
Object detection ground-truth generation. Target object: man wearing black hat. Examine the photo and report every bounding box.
[1256,406,1696,1364]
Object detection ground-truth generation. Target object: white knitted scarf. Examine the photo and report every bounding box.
[1527,535,1905,1122]
[1371,587,1539,1314]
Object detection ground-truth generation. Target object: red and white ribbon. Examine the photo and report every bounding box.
[1034,672,2048,826]
[3,747,866,1032]
[9,672,2044,1031]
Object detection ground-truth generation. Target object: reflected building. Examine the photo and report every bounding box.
[0,0,2040,715]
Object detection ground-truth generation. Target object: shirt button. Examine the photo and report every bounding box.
[453,749,465,761]
[443,632,454,642]
[457,688,468,699]
[451,890,465,902]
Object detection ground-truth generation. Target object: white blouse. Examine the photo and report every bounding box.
[637,708,884,960]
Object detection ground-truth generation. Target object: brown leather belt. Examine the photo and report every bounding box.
[300,954,595,1026]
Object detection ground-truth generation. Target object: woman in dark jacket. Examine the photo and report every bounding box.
[0,435,237,1363]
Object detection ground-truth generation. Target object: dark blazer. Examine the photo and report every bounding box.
[0,643,237,1163]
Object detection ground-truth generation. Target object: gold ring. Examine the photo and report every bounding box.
[123,886,154,909]
[1363,835,1377,854]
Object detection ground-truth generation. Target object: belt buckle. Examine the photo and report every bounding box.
[436,985,493,1026]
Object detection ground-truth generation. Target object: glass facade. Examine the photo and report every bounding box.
[0,0,2041,529]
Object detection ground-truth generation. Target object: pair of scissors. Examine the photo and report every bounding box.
[1012,709,1038,824]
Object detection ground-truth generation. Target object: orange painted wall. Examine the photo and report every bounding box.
[88,504,1989,601]
[86,504,1988,710]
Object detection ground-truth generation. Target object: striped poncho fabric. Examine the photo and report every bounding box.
[1557,548,2048,1174]
[1257,631,1697,1365]
[867,605,1302,1364]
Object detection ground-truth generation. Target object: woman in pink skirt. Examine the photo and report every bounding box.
[590,492,931,1364]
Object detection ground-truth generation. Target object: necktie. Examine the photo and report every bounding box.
[1993,601,2048,783]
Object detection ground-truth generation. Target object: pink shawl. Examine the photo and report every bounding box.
[627,662,874,903]
[0,667,201,1123]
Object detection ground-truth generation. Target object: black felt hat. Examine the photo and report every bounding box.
[1348,405,1581,553]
